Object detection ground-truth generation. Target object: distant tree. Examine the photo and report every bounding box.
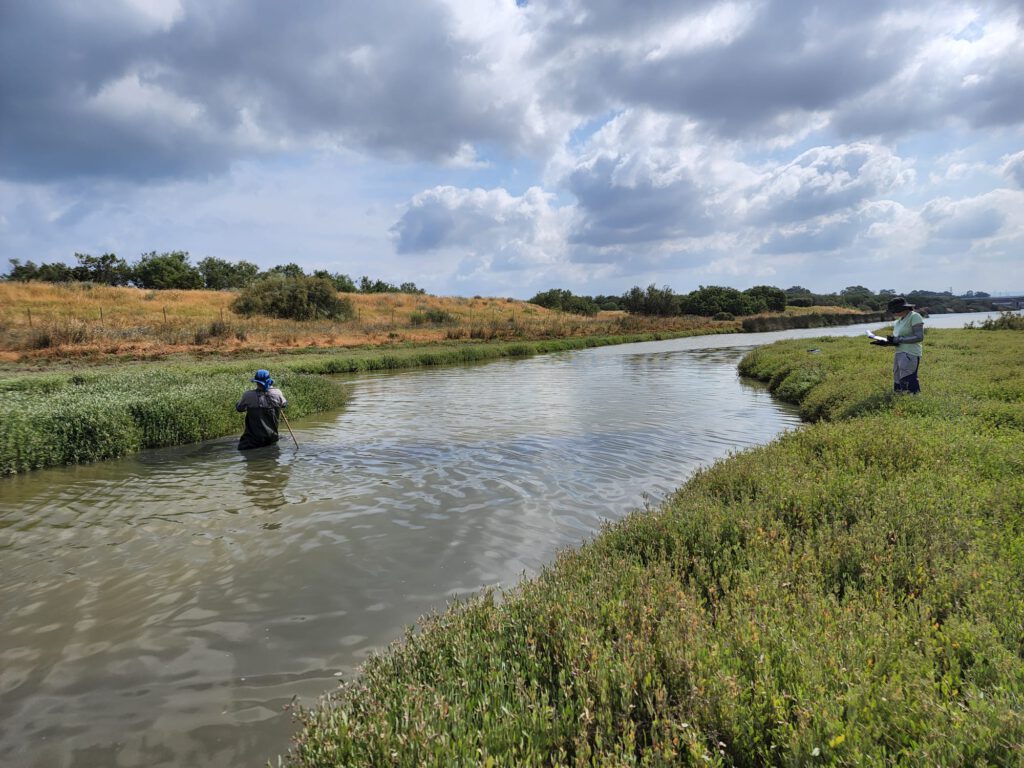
[231,275,355,320]
[839,285,876,309]
[816,292,842,306]
[784,286,813,297]
[359,276,400,293]
[679,285,753,316]
[312,270,358,293]
[905,289,982,314]
[261,263,306,280]
[529,288,564,310]
[199,257,260,290]
[5,259,41,281]
[5,258,82,283]
[398,282,426,295]
[37,261,78,282]
[133,251,203,290]
[74,252,132,285]
[743,285,787,312]
[593,294,621,311]
[621,284,680,316]
[528,288,598,316]
[334,273,358,292]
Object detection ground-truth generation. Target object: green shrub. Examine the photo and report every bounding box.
[410,308,457,325]
[231,275,355,321]
[193,319,231,345]
[966,311,1024,330]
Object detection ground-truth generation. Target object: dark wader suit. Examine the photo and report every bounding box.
[236,387,288,450]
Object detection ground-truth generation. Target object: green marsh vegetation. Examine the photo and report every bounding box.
[0,366,346,475]
[285,326,1024,766]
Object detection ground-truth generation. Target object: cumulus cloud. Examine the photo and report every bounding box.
[754,199,924,258]
[551,111,752,251]
[921,194,1009,241]
[391,186,566,270]
[744,143,914,224]
[832,5,1024,136]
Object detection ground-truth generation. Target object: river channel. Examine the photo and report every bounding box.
[0,314,995,767]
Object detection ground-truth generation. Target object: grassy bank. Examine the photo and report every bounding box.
[284,326,1024,766]
[0,282,881,365]
[0,282,735,362]
[0,330,726,475]
[740,309,883,333]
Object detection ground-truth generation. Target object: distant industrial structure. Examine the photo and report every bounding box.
[991,296,1024,310]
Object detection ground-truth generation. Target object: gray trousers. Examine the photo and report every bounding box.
[893,352,921,393]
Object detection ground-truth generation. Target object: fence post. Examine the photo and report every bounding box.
[27,308,33,328]
[163,307,168,323]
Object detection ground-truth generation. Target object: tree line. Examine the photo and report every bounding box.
[529,284,996,318]
[4,252,425,294]
[4,253,997,319]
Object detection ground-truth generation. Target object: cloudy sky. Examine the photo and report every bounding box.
[2,0,1023,298]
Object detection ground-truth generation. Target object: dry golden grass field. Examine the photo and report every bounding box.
[0,282,743,363]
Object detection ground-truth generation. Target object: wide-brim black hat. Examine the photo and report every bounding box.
[886,296,914,312]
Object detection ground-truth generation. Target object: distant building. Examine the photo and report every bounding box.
[992,298,1024,310]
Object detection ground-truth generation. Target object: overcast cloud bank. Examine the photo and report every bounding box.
[1,0,1022,296]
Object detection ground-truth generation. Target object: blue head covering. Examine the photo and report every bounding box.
[251,369,273,389]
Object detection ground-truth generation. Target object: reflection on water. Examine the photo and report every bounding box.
[239,445,291,515]
[0,316,987,768]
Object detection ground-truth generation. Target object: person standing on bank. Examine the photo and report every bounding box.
[880,296,925,394]
[236,369,288,449]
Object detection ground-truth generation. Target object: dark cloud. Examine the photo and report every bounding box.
[530,0,914,134]
[0,0,531,182]
[5,0,1022,187]
[1006,152,1024,186]
[957,51,1024,128]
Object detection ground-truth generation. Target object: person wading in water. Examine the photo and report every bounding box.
[236,369,288,450]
